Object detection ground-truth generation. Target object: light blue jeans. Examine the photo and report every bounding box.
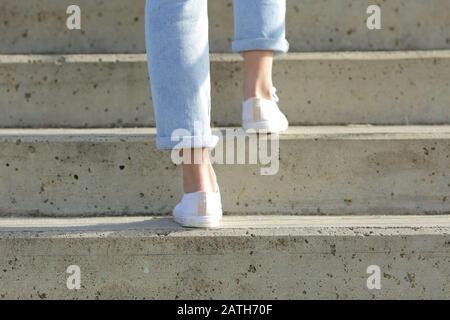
[145,0,289,150]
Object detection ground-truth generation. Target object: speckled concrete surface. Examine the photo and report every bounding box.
[1,0,449,53]
[1,0,449,301]
[0,216,448,299]
[0,126,449,216]
[0,52,450,127]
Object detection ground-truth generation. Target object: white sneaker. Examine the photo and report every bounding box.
[172,187,223,228]
[242,87,289,133]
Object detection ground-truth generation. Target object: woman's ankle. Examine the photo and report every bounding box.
[243,84,273,101]
[181,148,218,193]
[182,163,217,193]
[243,50,274,101]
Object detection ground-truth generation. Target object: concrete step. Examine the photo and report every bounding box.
[1,52,450,128]
[0,126,449,217]
[1,0,449,54]
[0,215,448,299]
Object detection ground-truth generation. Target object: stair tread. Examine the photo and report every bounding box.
[1,214,448,299]
[0,215,448,237]
[2,51,450,64]
[2,51,449,128]
[0,125,450,142]
[3,0,450,55]
[0,125,449,216]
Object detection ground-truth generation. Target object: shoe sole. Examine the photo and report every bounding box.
[243,120,288,133]
[173,214,222,228]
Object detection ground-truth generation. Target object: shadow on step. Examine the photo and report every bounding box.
[0,217,193,234]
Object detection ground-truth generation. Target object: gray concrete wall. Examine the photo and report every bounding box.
[1,52,450,128]
[1,0,449,54]
[0,216,448,299]
[0,126,449,216]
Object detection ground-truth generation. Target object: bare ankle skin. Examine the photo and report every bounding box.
[243,50,274,101]
[181,148,218,193]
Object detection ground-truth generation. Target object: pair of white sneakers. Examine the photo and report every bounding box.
[173,87,289,228]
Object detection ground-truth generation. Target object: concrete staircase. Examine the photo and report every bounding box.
[0,0,449,299]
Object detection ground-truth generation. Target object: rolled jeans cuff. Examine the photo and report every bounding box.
[156,134,219,150]
[232,37,290,55]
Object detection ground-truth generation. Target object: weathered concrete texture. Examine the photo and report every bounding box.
[0,126,449,216]
[1,52,450,127]
[1,0,449,53]
[0,216,448,299]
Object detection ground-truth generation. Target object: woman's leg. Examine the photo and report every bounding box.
[181,148,217,193]
[243,51,274,101]
[233,0,289,100]
[233,0,289,133]
[145,0,218,193]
